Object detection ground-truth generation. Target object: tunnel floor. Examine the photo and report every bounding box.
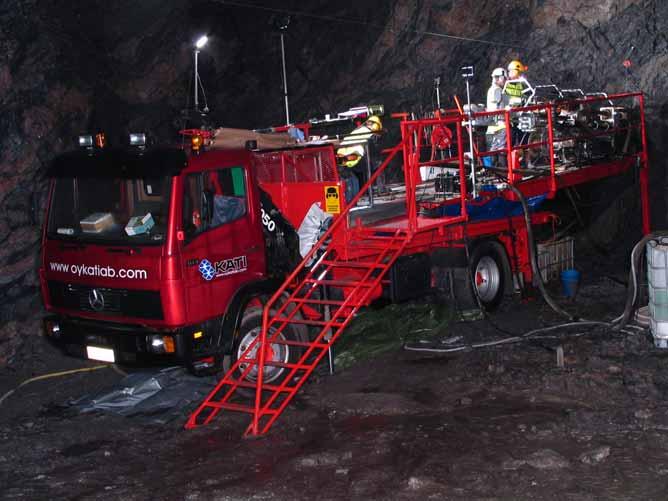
[2,263,668,500]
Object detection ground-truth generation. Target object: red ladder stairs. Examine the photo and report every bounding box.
[185,227,410,436]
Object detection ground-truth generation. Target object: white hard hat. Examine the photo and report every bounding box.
[491,67,506,78]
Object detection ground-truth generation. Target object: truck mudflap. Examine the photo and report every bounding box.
[43,316,188,366]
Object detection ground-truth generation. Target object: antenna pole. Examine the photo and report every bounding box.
[461,66,476,198]
[280,32,290,125]
[194,49,200,112]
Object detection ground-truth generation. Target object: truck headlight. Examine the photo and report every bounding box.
[148,335,175,354]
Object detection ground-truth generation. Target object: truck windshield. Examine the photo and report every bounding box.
[47,176,171,245]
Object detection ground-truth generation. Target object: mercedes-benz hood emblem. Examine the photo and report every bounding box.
[88,288,105,311]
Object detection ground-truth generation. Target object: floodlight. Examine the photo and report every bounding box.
[195,35,208,49]
[78,135,93,148]
[129,133,146,147]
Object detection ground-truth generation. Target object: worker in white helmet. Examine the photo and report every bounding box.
[485,67,509,167]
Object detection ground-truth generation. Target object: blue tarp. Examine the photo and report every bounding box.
[433,193,547,220]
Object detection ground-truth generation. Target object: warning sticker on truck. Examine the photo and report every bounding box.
[198,255,248,281]
[324,185,341,214]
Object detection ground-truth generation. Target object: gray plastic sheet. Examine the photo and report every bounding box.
[70,367,216,423]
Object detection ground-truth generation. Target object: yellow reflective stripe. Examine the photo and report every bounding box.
[505,83,523,98]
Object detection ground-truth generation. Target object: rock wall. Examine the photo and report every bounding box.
[1,0,666,362]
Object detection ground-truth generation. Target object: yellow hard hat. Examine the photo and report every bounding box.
[336,144,365,167]
[364,115,382,132]
[507,60,526,73]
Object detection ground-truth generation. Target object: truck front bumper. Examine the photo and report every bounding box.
[43,316,189,366]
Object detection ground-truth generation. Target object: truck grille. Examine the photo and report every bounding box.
[47,281,163,320]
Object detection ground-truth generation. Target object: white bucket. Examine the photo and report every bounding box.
[646,238,668,347]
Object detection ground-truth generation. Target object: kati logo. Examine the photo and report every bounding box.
[198,259,216,281]
[198,256,248,281]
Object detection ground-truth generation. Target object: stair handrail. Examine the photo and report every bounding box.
[253,143,404,416]
[260,142,403,321]
[249,229,411,435]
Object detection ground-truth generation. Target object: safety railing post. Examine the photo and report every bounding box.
[455,119,468,219]
[401,121,416,232]
[545,103,557,196]
[504,109,514,183]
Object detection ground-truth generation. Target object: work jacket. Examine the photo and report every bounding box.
[504,77,530,108]
[486,84,508,134]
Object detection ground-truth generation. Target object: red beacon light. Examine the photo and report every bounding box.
[178,129,213,154]
[191,134,203,153]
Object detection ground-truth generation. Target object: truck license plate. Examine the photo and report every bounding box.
[86,346,115,363]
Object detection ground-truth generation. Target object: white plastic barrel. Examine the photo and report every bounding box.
[647,237,668,347]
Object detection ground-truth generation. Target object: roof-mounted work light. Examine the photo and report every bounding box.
[193,35,210,114]
[129,133,146,147]
[195,35,208,49]
[78,135,93,148]
[79,133,106,149]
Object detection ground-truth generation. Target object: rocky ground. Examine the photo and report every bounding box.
[2,260,668,500]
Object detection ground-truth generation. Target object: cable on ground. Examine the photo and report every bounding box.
[0,364,125,406]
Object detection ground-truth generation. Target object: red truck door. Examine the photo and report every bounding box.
[180,164,265,323]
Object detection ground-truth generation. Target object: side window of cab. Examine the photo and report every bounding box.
[183,167,247,239]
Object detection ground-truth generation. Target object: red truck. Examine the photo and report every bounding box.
[40,91,650,436]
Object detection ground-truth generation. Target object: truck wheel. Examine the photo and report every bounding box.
[454,241,506,311]
[231,307,307,393]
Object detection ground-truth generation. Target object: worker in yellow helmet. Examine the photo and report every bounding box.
[504,59,529,107]
[503,59,536,166]
[336,115,383,201]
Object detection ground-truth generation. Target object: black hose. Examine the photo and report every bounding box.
[507,182,668,327]
[504,182,577,321]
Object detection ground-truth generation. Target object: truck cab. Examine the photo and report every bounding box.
[40,132,346,377]
[40,140,269,369]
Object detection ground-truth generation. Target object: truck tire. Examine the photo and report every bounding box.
[454,241,507,311]
[231,307,307,395]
